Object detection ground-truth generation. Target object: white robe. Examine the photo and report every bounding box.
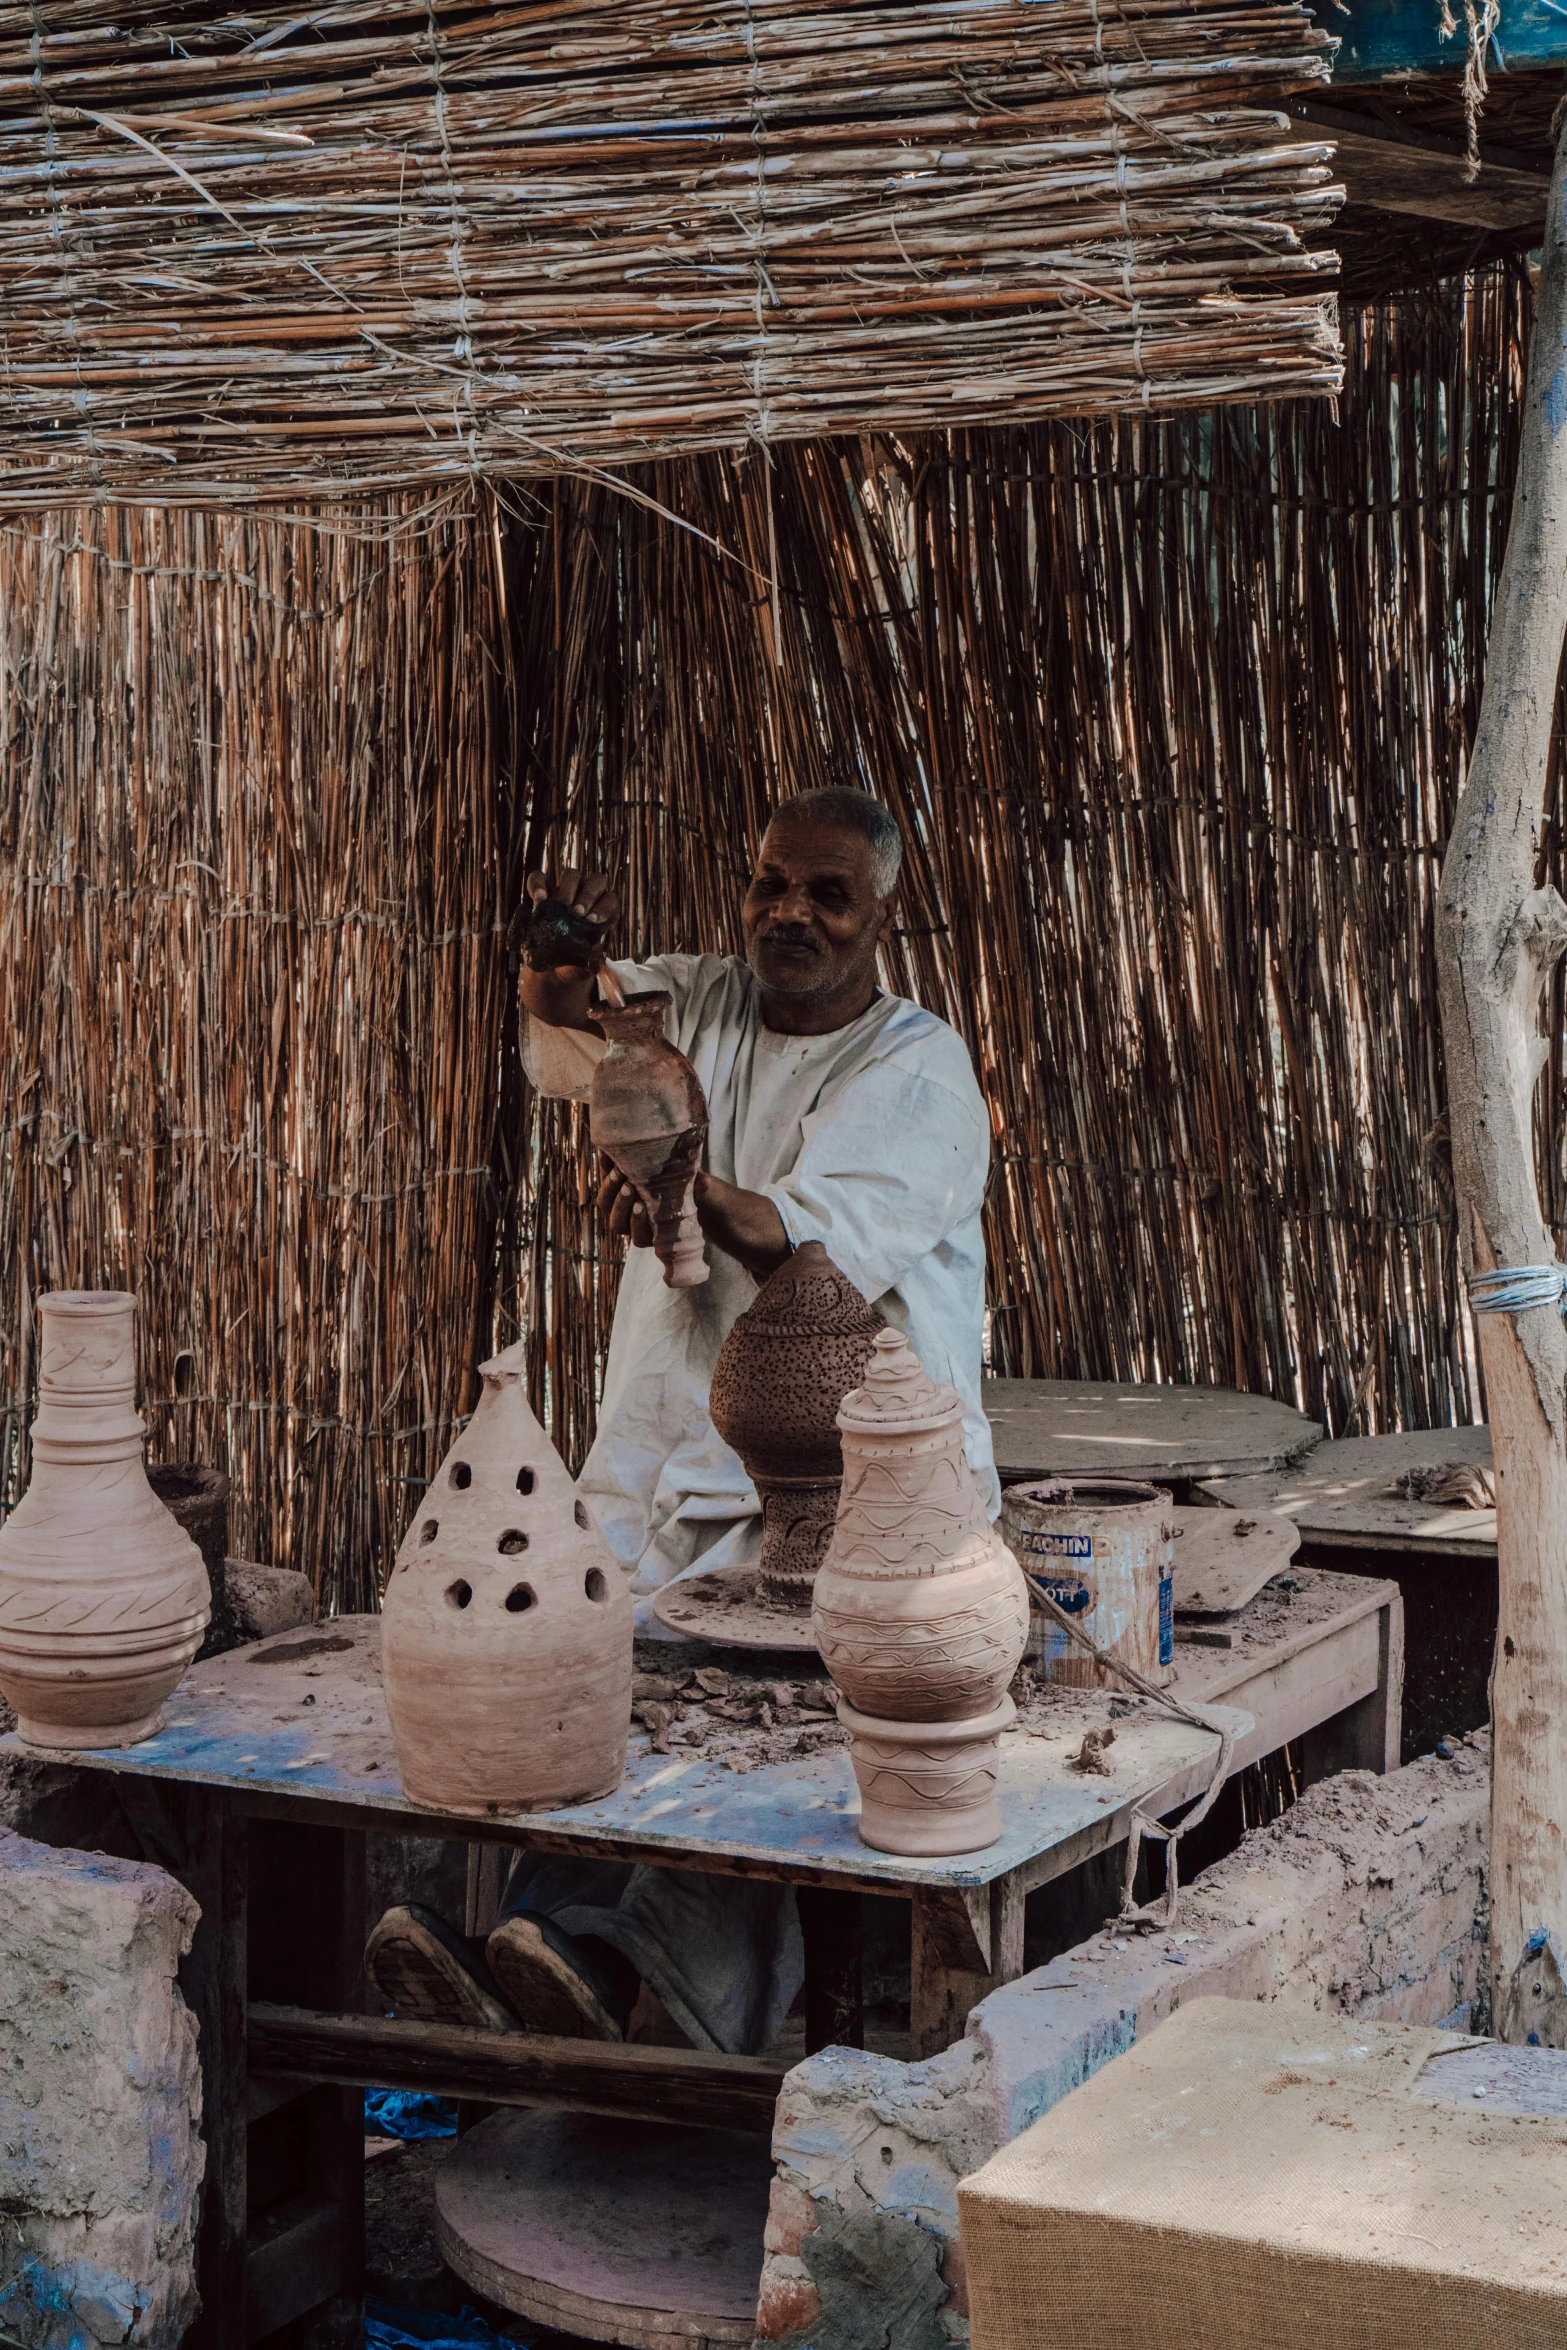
[523,952,997,1595]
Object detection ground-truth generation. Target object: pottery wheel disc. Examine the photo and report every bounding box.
[1169,1506,1300,1619]
[649,1560,820,1654]
[434,2109,773,2349]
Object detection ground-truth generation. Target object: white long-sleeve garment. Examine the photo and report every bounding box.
[523,952,997,1594]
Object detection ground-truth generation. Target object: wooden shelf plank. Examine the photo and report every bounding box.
[249,2003,787,2135]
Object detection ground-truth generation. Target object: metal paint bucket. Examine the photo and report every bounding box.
[1000,1476,1173,1687]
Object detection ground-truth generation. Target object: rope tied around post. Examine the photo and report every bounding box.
[1022,1569,1235,1934]
[1467,1265,1567,1318]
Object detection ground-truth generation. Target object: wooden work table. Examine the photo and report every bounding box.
[3,1566,1400,2347]
[1203,1425,1495,1759]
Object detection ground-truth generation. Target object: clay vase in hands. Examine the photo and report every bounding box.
[0,1291,211,1749]
[381,1341,632,1815]
[709,1242,883,1609]
[812,1327,1028,1855]
[590,992,710,1289]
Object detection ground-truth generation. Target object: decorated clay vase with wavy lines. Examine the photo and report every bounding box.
[0,1291,210,1749]
[381,1340,631,1816]
[812,1327,1027,1723]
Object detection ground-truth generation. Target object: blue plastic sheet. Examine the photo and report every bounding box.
[363,2087,459,2140]
[365,2296,517,2346]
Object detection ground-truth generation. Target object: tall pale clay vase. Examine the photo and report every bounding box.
[381,1341,632,1815]
[589,992,710,1289]
[812,1327,1028,1855]
[708,1242,883,1609]
[0,1291,211,1749]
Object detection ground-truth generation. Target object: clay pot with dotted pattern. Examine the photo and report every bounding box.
[381,1341,632,1814]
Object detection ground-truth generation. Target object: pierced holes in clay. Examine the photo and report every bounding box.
[498,1529,530,1557]
[574,1500,590,1530]
[517,1467,536,1495]
[446,1580,473,1610]
[449,1461,473,1490]
[504,1584,537,1614]
[419,1520,439,1545]
[584,1568,608,1604]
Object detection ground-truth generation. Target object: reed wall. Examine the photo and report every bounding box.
[0,265,1549,1610]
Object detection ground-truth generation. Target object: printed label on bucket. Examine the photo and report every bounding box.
[1159,1567,1174,1666]
[1034,1571,1092,1616]
[1014,1528,1093,1560]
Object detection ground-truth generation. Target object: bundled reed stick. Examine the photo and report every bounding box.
[0,0,1340,504]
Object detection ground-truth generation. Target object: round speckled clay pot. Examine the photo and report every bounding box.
[812,1328,1028,1723]
[709,1242,883,1609]
[589,992,710,1289]
[0,1291,210,1749]
[381,1341,632,1816]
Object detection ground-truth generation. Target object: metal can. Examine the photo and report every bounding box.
[1000,1476,1173,1687]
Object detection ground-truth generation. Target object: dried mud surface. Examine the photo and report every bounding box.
[631,1566,1353,1777]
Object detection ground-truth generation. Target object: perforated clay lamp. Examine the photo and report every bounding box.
[589,988,710,1288]
[812,1327,1028,1856]
[381,1341,632,1815]
[0,1290,210,1749]
[709,1241,883,1609]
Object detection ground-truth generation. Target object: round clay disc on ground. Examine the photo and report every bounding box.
[649,1561,820,1655]
[434,2109,773,2349]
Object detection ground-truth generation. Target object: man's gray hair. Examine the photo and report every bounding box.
[768,787,904,895]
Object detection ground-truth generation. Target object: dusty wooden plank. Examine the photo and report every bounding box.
[13,1614,1242,1896]
[249,2004,786,2134]
[985,1379,1322,1486]
[1202,1429,1497,1554]
[1171,1506,1301,1618]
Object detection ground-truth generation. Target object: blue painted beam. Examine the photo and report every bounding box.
[1311,0,1567,81]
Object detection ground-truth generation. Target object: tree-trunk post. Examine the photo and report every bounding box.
[1436,108,1567,2044]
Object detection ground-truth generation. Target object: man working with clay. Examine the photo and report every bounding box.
[368,787,995,2055]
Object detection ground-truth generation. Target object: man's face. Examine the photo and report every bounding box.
[742,820,894,1005]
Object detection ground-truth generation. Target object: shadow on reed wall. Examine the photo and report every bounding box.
[0,266,1554,1612]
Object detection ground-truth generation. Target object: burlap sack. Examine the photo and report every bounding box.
[957,1996,1567,2350]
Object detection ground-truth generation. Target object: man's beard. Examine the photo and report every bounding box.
[747,925,874,1000]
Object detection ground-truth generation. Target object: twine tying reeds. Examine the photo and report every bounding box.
[0,0,1342,504]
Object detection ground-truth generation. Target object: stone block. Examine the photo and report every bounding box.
[0,1827,203,2348]
[754,1740,1489,2347]
[226,1557,313,1640]
[959,1998,1567,2350]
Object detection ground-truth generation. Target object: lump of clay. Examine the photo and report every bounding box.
[381,1342,632,1815]
[589,992,709,1289]
[709,1241,883,1609]
[0,1291,210,1749]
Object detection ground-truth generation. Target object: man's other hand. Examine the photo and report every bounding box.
[597,1161,654,1249]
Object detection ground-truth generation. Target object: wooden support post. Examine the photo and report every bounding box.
[247,1818,366,2342]
[797,1885,864,2054]
[174,1789,249,2350]
[1436,104,1567,2043]
[909,1877,1026,2059]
